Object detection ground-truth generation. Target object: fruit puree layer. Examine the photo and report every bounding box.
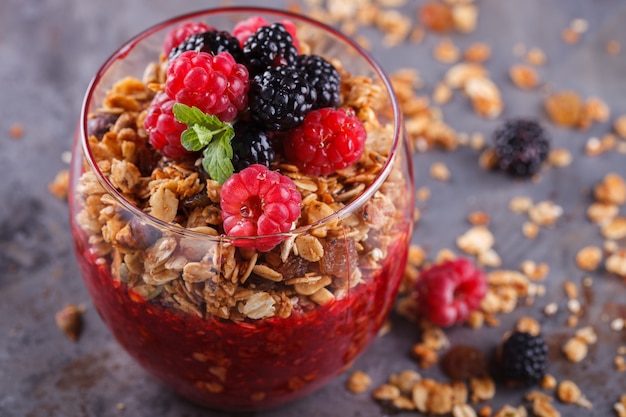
[73,228,408,410]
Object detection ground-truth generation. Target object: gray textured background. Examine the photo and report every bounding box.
[1,0,625,416]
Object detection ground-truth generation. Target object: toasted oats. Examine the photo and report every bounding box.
[606,40,621,55]
[494,405,527,417]
[445,63,488,89]
[373,383,401,401]
[346,370,372,394]
[391,396,416,411]
[389,370,422,394]
[412,382,430,412]
[457,226,494,255]
[240,292,276,320]
[470,376,495,403]
[595,173,626,205]
[509,196,533,213]
[422,326,450,350]
[510,64,539,89]
[451,4,478,33]
[562,280,578,299]
[468,211,490,226]
[544,302,558,317]
[606,250,626,278]
[478,249,501,267]
[541,374,557,390]
[526,47,547,65]
[465,77,503,119]
[575,246,602,271]
[587,202,619,224]
[433,82,453,104]
[464,43,491,63]
[528,201,563,226]
[434,38,460,63]
[429,383,455,414]
[412,343,438,368]
[516,316,541,336]
[453,404,478,417]
[602,217,626,240]
[431,161,452,181]
[548,148,572,167]
[563,337,588,362]
[532,398,561,417]
[575,326,598,344]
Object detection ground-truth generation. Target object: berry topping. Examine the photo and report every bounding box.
[248,65,317,131]
[231,121,276,172]
[500,331,549,385]
[144,91,192,159]
[220,164,302,252]
[242,23,298,76]
[296,54,341,109]
[413,258,487,327]
[283,107,366,176]
[233,16,300,51]
[492,118,550,177]
[165,51,249,122]
[162,21,211,56]
[168,30,244,63]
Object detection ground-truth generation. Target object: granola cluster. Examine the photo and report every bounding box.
[73,40,411,322]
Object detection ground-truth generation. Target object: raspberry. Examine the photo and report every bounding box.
[165,51,249,122]
[231,121,276,172]
[492,118,550,177]
[248,65,316,131]
[296,54,341,109]
[144,91,191,159]
[162,21,211,56]
[168,30,244,63]
[283,108,366,176]
[242,23,298,76]
[220,164,302,252]
[413,258,487,327]
[233,16,300,51]
[500,331,549,385]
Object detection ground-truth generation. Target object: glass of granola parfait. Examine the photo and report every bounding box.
[68,7,414,411]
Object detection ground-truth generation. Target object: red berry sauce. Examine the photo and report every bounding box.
[72,225,409,411]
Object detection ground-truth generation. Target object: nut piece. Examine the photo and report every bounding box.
[346,370,372,394]
[562,337,588,362]
[509,64,539,89]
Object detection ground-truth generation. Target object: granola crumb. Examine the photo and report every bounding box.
[431,162,452,181]
[434,38,461,63]
[9,123,24,139]
[526,47,547,66]
[372,383,401,401]
[540,374,557,390]
[412,343,438,368]
[575,246,602,271]
[55,304,85,342]
[562,336,588,362]
[116,402,125,411]
[606,40,621,55]
[614,115,626,139]
[464,42,491,63]
[509,64,539,89]
[547,148,572,167]
[48,169,70,201]
[347,370,372,394]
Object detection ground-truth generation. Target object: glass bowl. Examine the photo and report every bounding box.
[68,6,414,411]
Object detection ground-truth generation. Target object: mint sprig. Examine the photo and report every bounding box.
[173,103,235,184]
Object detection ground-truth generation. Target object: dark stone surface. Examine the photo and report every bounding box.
[1,0,625,416]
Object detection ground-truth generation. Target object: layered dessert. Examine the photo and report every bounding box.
[69,9,414,410]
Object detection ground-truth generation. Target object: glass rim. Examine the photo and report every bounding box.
[79,6,404,241]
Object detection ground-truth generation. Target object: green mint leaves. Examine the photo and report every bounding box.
[173,103,235,184]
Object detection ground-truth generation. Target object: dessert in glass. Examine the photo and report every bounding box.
[68,6,414,411]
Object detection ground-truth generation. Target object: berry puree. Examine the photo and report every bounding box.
[73,227,409,410]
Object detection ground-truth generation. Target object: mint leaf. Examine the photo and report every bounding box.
[202,133,234,184]
[180,129,203,151]
[173,103,236,183]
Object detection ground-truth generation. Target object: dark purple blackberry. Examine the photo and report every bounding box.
[168,30,244,62]
[296,54,341,109]
[248,65,317,131]
[242,23,298,76]
[231,121,276,172]
[492,118,550,177]
[500,331,548,385]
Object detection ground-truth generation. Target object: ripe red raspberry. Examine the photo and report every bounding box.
[232,16,300,51]
[144,91,191,159]
[413,258,487,327]
[221,164,302,252]
[165,50,249,122]
[283,108,367,176]
[162,21,212,56]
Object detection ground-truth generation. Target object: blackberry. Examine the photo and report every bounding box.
[168,30,244,62]
[296,54,341,109]
[242,23,298,76]
[500,331,548,385]
[231,121,276,172]
[492,118,550,177]
[248,65,317,131]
